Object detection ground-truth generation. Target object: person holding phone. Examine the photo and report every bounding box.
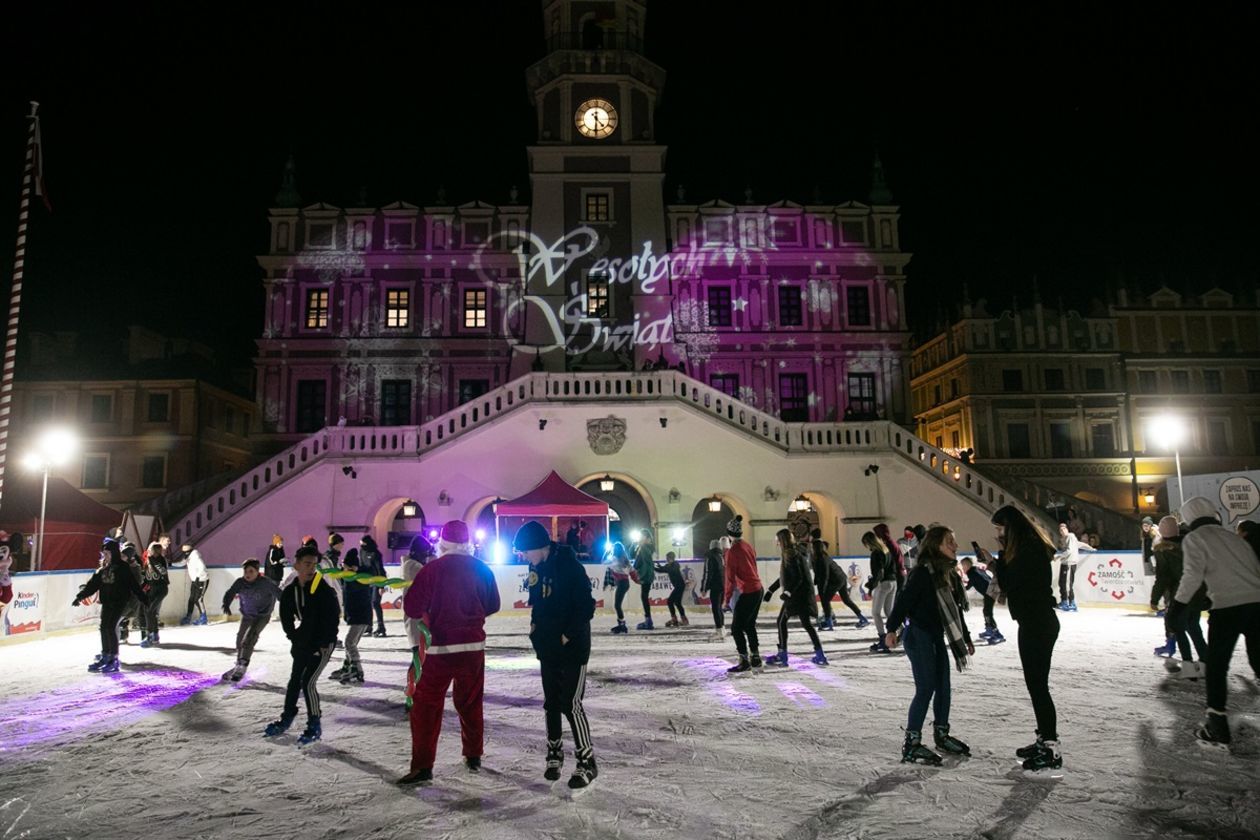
[980,506,1061,773]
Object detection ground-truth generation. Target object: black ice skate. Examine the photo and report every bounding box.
[568,756,598,789]
[933,722,970,756]
[901,730,942,766]
[544,741,564,781]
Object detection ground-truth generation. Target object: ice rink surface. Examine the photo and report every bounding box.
[2,605,1258,840]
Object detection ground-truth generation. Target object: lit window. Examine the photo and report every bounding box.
[386,289,410,328]
[585,193,611,222]
[587,273,610,318]
[305,289,329,329]
[463,289,487,329]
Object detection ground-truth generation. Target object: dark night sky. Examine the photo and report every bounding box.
[2,2,1256,373]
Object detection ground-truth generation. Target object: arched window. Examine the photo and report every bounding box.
[691,499,735,560]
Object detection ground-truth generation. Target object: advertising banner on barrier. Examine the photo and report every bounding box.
[1078,551,1148,606]
[3,575,47,635]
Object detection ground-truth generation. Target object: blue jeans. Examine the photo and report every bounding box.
[904,623,950,733]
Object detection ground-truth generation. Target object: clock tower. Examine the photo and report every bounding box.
[519,0,672,375]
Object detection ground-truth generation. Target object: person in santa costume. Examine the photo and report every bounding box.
[398,520,501,785]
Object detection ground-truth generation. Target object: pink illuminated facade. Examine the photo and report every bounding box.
[254,0,911,442]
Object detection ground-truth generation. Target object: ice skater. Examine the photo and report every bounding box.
[810,528,868,630]
[1165,496,1260,747]
[1053,522,1084,611]
[264,534,286,583]
[265,545,339,745]
[398,520,501,785]
[981,506,1062,772]
[700,538,726,640]
[632,530,656,630]
[329,549,372,685]
[221,558,282,681]
[764,529,827,666]
[723,516,764,673]
[884,525,974,764]
[178,542,209,625]
[73,538,149,673]
[360,535,388,637]
[116,542,145,643]
[514,521,599,789]
[604,542,632,634]
[656,551,688,627]
[864,531,897,653]
[1151,516,1206,672]
[875,523,907,595]
[139,541,170,647]
[959,556,1003,644]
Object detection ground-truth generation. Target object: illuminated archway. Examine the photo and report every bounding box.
[368,496,428,563]
[577,474,651,554]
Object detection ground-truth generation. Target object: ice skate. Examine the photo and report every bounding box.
[901,730,942,766]
[100,656,121,674]
[1021,739,1063,774]
[222,661,245,681]
[544,742,564,781]
[679,615,689,626]
[296,717,322,746]
[88,654,107,672]
[194,612,208,625]
[139,634,154,648]
[610,620,628,634]
[764,649,788,667]
[986,630,1006,645]
[372,627,387,638]
[1173,661,1204,680]
[811,648,829,666]
[264,714,295,737]
[567,757,598,789]
[1195,709,1231,748]
[636,618,654,631]
[464,756,481,772]
[1154,638,1177,658]
[327,662,351,681]
[1016,733,1044,759]
[179,615,193,626]
[933,723,970,755]
[869,639,890,653]
[854,615,870,629]
[664,618,678,627]
[978,627,993,640]
[709,628,725,642]
[339,664,364,685]
[727,656,751,674]
[397,768,433,785]
[749,653,763,668]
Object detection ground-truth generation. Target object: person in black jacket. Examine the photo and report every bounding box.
[515,521,599,790]
[810,529,868,631]
[360,535,388,637]
[265,534,286,584]
[885,525,975,764]
[864,531,897,652]
[701,538,726,639]
[764,529,827,666]
[74,539,149,673]
[981,506,1061,773]
[265,545,340,745]
[330,549,373,685]
[116,542,146,644]
[655,551,688,627]
[140,542,170,648]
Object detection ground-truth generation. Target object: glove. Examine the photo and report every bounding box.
[763,590,772,602]
[224,606,232,616]
[71,598,80,607]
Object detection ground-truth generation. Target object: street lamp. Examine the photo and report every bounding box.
[1147,414,1187,508]
[599,474,615,492]
[791,494,812,512]
[707,495,722,513]
[22,427,78,572]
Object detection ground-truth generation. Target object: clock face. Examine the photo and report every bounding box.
[575,98,618,139]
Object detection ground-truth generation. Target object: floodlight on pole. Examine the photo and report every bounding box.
[22,427,79,572]
[1147,413,1187,507]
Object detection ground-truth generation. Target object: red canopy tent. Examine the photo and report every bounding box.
[0,475,122,571]
[495,471,609,555]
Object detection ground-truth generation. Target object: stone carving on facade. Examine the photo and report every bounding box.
[587,416,627,455]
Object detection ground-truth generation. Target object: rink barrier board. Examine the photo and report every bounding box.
[1,552,1150,641]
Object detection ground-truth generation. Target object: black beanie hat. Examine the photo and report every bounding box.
[726,515,743,538]
[329,533,344,547]
[513,521,551,552]
[408,534,433,559]
[343,548,360,567]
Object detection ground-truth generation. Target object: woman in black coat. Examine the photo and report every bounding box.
[980,506,1062,773]
[764,529,826,666]
[700,538,726,638]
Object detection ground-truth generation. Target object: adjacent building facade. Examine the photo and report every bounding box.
[910,286,1260,515]
[253,0,912,444]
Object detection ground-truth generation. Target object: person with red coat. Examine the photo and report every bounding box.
[398,520,501,785]
[722,515,764,673]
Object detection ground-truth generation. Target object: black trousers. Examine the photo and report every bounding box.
[777,605,822,651]
[640,582,652,618]
[709,593,724,629]
[1017,614,1060,740]
[1173,603,1209,662]
[540,659,593,759]
[1058,565,1077,604]
[99,602,126,656]
[284,645,334,720]
[142,587,168,636]
[982,595,997,631]
[667,584,686,619]
[185,579,208,619]
[820,585,863,620]
[372,587,385,630]
[613,579,629,621]
[1206,603,1260,712]
[731,591,763,658]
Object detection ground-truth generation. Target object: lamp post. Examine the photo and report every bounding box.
[1147,414,1187,509]
[21,427,78,572]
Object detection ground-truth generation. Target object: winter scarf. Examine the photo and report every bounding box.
[933,570,970,672]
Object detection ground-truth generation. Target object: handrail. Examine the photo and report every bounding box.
[170,371,1045,546]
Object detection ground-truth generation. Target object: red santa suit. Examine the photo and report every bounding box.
[403,520,501,773]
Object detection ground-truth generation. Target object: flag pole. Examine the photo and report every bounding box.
[0,102,44,510]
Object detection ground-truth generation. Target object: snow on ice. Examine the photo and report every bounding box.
[1,606,1258,839]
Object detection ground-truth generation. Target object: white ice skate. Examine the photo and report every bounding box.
[709,628,725,642]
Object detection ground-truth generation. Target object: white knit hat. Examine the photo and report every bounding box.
[1179,496,1219,526]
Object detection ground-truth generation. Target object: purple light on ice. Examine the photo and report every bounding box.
[675,657,762,716]
[775,682,827,709]
[787,660,850,690]
[0,669,220,756]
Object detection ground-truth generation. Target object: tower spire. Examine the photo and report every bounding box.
[868,151,893,204]
[274,153,301,208]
